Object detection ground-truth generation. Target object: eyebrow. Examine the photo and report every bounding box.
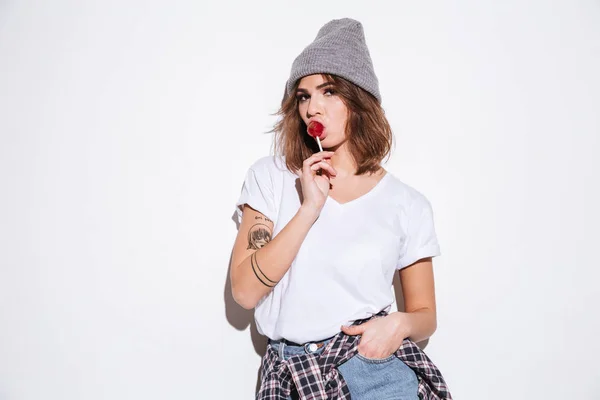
[296,82,334,93]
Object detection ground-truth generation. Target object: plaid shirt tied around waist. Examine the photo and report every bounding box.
[257,311,452,400]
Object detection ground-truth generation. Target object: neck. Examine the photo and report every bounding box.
[324,140,357,178]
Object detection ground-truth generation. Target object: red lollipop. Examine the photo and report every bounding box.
[308,121,324,138]
[308,121,324,151]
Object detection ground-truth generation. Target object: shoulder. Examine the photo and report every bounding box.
[384,172,434,214]
[248,155,287,170]
[246,155,292,180]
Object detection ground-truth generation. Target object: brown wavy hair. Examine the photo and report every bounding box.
[270,73,394,176]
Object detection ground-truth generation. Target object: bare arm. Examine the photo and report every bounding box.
[230,204,319,309]
[339,257,438,356]
[393,257,437,343]
[230,151,337,310]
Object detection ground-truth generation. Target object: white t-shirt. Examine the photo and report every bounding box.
[234,155,441,344]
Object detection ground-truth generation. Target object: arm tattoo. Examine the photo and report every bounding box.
[247,223,277,287]
[251,252,277,287]
[254,215,274,224]
[247,223,272,250]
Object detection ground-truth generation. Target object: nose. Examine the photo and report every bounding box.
[306,95,323,118]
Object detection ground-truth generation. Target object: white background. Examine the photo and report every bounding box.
[1,1,599,399]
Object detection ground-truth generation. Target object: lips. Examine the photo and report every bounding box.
[307,121,325,139]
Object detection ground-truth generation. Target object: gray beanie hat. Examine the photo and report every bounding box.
[285,18,381,103]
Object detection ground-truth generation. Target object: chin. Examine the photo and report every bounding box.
[321,136,345,149]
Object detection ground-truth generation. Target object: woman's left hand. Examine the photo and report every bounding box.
[340,313,411,359]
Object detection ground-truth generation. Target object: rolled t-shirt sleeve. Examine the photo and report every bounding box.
[235,158,278,225]
[396,194,441,270]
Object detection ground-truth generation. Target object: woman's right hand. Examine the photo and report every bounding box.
[298,151,337,214]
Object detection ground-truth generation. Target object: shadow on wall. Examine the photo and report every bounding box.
[224,210,267,395]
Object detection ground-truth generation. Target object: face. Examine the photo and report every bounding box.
[296,74,349,149]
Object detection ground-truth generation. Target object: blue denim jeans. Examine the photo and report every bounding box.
[269,337,419,400]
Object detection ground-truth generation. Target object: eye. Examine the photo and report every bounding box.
[324,88,335,96]
[296,94,308,102]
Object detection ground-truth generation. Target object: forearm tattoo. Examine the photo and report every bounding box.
[251,252,277,287]
[247,220,277,287]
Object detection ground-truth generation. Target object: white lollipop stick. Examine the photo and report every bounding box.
[316,136,323,152]
[315,136,324,176]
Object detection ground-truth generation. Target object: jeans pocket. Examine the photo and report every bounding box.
[355,352,396,364]
[338,353,419,399]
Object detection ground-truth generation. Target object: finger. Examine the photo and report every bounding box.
[303,153,326,172]
[303,152,334,176]
[302,156,316,177]
[308,151,335,164]
[302,161,311,177]
[341,324,365,335]
[310,161,337,176]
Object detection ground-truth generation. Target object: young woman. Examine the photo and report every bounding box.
[230,18,452,400]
